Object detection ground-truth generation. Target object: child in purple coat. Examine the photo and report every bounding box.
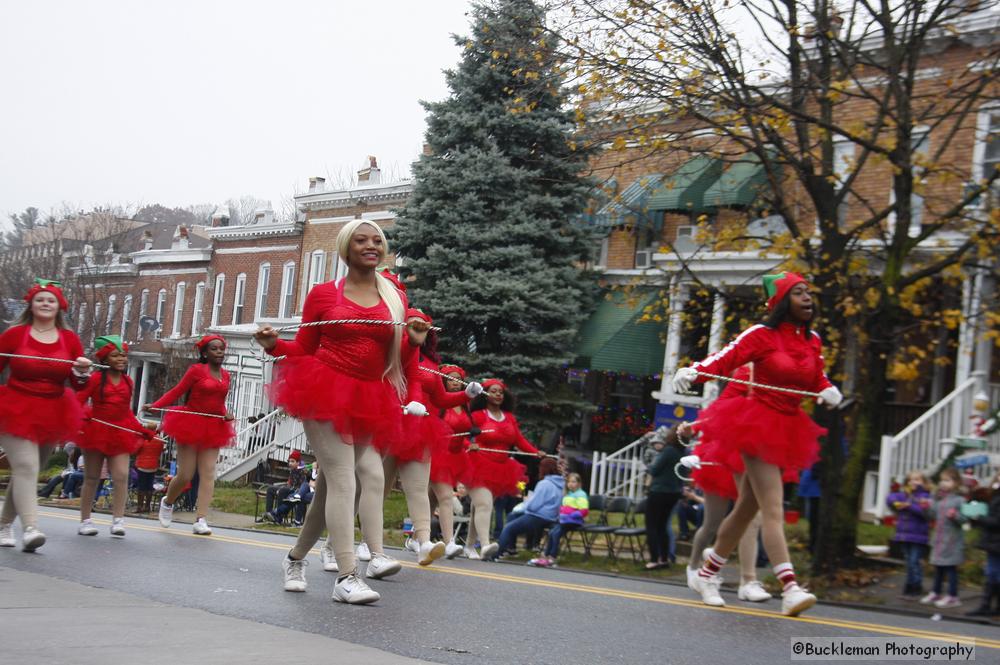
[887,470,932,599]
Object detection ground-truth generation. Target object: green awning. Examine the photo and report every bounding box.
[703,159,767,208]
[593,174,664,231]
[575,291,666,376]
[646,156,723,213]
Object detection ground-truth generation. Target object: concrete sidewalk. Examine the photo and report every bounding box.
[0,566,435,665]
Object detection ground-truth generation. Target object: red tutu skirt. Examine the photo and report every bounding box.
[691,435,743,501]
[390,413,449,464]
[0,386,84,446]
[267,355,402,449]
[463,453,527,497]
[79,416,145,456]
[694,396,825,477]
[430,443,469,487]
[161,407,235,450]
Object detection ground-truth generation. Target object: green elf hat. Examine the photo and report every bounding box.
[24,277,69,310]
[94,335,128,361]
[762,272,808,311]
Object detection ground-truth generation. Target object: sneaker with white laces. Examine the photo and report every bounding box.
[78,519,99,536]
[934,595,962,609]
[158,497,174,528]
[445,540,463,559]
[321,545,339,572]
[333,573,380,604]
[192,518,212,535]
[22,526,46,553]
[0,523,14,547]
[365,552,402,579]
[356,542,371,562]
[418,541,446,566]
[692,573,726,607]
[527,557,554,568]
[919,591,941,605]
[738,580,772,602]
[686,566,699,591]
[283,555,308,592]
[110,518,126,537]
[479,542,499,560]
[781,584,817,616]
[464,545,481,560]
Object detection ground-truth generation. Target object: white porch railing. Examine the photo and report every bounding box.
[216,423,307,482]
[873,371,1000,517]
[589,437,648,501]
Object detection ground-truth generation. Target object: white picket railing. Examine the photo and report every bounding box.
[589,437,649,501]
[216,424,307,482]
[874,371,1000,517]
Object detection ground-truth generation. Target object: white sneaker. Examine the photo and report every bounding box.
[445,541,463,559]
[333,573,380,604]
[686,566,698,591]
[464,545,481,560]
[934,595,962,609]
[404,537,419,554]
[282,555,308,592]
[781,584,817,616]
[192,518,212,535]
[0,523,14,547]
[479,542,499,560]
[356,542,371,561]
[919,591,940,605]
[22,527,46,553]
[158,497,174,528]
[738,580,772,602]
[321,544,339,572]
[419,541,446,566]
[110,518,126,537]
[78,519,99,536]
[365,552,402,579]
[692,573,726,607]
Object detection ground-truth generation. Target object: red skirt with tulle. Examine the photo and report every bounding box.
[79,414,147,456]
[693,395,824,480]
[390,413,450,464]
[161,407,235,450]
[463,452,527,497]
[430,440,469,486]
[0,386,84,446]
[267,355,402,450]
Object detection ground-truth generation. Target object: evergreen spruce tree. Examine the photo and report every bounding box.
[392,0,597,439]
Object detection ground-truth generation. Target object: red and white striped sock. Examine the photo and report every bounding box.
[774,562,797,592]
[698,549,727,579]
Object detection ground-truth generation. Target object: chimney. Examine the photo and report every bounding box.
[142,229,153,251]
[211,206,230,228]
[253,208,274,225]
[308,176,326,192]
[357,155,381,185]
[422,143,433,156]
[176,225,190,249]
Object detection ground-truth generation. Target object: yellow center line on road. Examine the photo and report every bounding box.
[39,510,1000,649]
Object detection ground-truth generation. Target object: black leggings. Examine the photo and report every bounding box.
[646,491,682,563]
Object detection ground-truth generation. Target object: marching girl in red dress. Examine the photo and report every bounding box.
[466,379,545,560]
[431,363,476,559]
[386,309,482,566]
[675,273,842,616]
[77,335,154,538]
[255,219,428,605]
[144,334,235,536]
[0,278,92,552]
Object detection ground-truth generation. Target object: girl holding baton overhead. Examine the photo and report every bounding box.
[0,278,92,552]
[144,334,235,536]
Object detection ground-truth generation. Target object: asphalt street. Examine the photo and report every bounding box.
[1,506,996,665]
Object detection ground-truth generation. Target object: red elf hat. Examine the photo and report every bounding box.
[24,278,69,311]
[762,272,808,311]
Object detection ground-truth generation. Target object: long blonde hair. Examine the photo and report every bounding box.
[335,220,406,399]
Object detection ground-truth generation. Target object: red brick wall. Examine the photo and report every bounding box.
[208,235,303,323]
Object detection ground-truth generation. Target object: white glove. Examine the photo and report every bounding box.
[672,367,698,393]
[679,455,702,470]
[464,381,484,398]
[403,401,428,417]
[818,386,843,408]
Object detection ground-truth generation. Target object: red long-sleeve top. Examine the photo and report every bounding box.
[78,373,148,434]
[692,322,832,415]
[471,409,538,462]
[442,407,474,454]
[0,325,88,396]
[150,364,231,415]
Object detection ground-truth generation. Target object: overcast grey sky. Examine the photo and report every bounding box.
[0,1,473,219]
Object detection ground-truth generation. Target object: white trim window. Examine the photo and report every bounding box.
[330,252,348,283]
[77,302,88,335]
[211,274,226,327]
[973,107,1000,207]
[154,289,167,340]
[279,261,296,318]
[93,301,103,340]
[255,263,271,320]
[138,289,149,340]
[105,295,117,335]
[232,273,247,325]
[171,282,186,338]
[307,250,325,292]
[191,282,206,336]
[887,129,929,238]
[120,295,133,340]
[833,139,854,227]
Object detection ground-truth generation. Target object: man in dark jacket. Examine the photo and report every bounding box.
[967,473,1000,617]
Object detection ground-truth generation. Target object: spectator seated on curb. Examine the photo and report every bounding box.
[38,443,81,499]
[271,461,318,526]
[487,458,563,561]
[528,472,589,568]
[263,451,307,524]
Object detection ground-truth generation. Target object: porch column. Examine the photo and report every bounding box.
[703,291,726,403]
[657,281,696,405]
